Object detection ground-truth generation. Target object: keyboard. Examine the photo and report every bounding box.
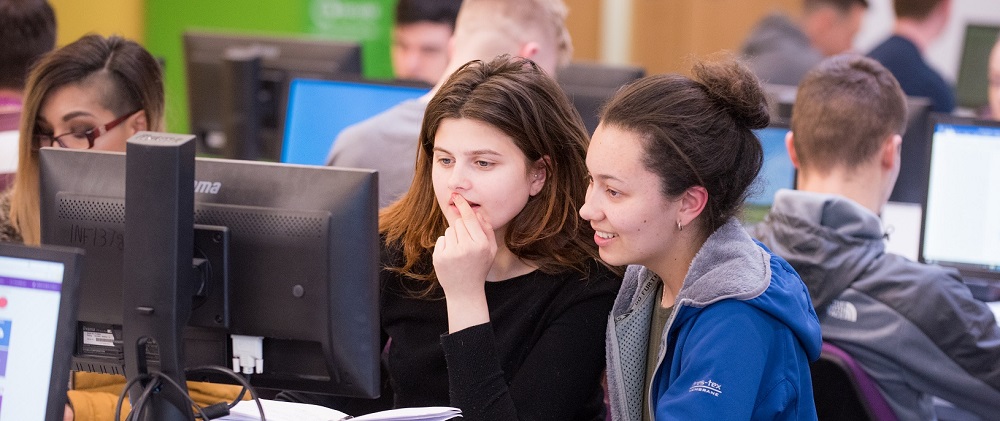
[964,277,1000,302]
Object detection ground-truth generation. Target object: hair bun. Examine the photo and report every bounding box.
[692,59,770,130]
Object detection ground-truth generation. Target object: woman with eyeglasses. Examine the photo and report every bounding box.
[1,34,162,245]
[0,34,247,421]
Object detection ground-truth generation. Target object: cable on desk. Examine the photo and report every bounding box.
[112,365,266,421]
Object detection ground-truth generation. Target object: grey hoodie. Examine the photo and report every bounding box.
[740,13,824,87]
[753,190,1000,420]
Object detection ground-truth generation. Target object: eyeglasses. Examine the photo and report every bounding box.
[34,109,142,150]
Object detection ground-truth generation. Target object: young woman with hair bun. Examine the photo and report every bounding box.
[581,58,822,421]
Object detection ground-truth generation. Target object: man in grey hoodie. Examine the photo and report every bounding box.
[752,54,1000,420]
[741,0,867,86]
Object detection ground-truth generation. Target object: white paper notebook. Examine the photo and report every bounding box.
[219,399,461,421]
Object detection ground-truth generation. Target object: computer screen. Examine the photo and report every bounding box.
[955,24,1000,110]
[557,61,645,135]
[745,124,795,225]
[184,30,363,161]
[282,78,430,166]
[38,145,380,397]
[0,243,81,421]
[920,115,1000,283]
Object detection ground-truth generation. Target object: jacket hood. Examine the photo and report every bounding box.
[646,218,821,360]
[752,190,885,309]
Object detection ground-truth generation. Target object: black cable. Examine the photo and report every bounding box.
[125,373,210,421]
[128,379,159,421]
[113,365,264,421]
[228,373,250,408]
[185,365,265,421]
[114,373,152,421]
[154,373,211,421]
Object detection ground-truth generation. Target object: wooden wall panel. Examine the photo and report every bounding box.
[631,0,801,75]
[50,0,145,46]
[565,0,602,61]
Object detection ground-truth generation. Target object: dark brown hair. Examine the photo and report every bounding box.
[791,54,906,173]
[380,55,598,287]
[893,0,944,20]
[600,58,769,235]
[0,0,56,90]
[396,0,462,30]
[804,0,869,13]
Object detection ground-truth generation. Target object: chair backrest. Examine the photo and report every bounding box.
[811,342,899,421]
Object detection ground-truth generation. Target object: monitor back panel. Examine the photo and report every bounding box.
[557,61,645,135]
[183,30,363,160]
[889,97,933,204]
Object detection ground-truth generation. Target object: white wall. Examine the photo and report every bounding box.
[853,0,1000,84]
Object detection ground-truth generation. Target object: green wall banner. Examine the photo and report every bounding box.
[308,0,396,80]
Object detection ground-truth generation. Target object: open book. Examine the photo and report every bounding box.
[218,399,461,421]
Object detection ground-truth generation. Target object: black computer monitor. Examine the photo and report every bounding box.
[919,114,1000,300]
[184,30,363,161]
[762,83,797,125]
[888,96,933,204]
[37,143,380,398]
[557,61,645,135]
[955,24,1000,111]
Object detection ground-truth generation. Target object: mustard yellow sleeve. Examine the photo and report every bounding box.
[68,372,248,420]
[186,381,250,407]
[67,372,129,421]
[66,389,128,421]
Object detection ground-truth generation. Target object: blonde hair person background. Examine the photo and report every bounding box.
[280,55,621,421]
[326,0,574,209]
[0,33,246,421]
[584,58,822,420]
[2,34,162,245]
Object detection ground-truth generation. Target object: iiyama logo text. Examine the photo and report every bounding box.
[194,180,221,194]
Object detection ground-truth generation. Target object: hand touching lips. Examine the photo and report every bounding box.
[434,194,497,292]
[433,193,497,332]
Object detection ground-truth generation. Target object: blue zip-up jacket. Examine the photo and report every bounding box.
[606,218,822,420]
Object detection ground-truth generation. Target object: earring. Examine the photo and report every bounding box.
[677,220,683,231]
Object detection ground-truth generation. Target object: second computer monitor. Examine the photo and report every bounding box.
[956,24,1000,111]
[282,78,430,166]
[920,114,1000,299]
[0,243,82,421]
[184,30,363,161]
[745,124,795,225]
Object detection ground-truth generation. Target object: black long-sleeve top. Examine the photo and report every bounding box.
[282,243,621,421]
